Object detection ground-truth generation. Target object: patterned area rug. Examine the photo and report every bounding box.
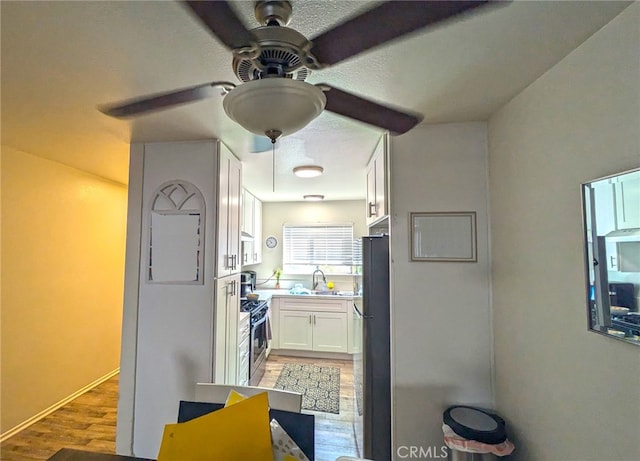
[274,363,340,414]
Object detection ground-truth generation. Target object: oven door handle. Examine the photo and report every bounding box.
[252,314,268,328]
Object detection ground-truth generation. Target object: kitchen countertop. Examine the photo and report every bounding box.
[253,289,360,301]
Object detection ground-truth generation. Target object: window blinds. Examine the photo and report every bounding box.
[283,224,354,266]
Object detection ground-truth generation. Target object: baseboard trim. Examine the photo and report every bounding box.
[0,368,120,442]
[271,349,352,361]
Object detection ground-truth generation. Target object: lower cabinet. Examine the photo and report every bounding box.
[214,274,240,384]
[277,298,349,354]
[237,312,250,386]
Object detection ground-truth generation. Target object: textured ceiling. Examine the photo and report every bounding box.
[1,1,631,201]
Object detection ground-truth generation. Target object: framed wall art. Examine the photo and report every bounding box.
[410,212,477,262]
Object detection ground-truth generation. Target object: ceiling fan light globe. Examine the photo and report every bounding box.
[223,79,326,137]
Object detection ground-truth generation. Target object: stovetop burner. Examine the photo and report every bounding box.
[240,299,268,313]
[613,313,640,325]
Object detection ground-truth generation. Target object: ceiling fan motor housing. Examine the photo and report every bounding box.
[232,25,314,83]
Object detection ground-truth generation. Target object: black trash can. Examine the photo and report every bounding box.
[443,406,513,461]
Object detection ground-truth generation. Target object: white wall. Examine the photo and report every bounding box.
[389,123,493,456]
[250,200,366,291]
[488,4,640,460]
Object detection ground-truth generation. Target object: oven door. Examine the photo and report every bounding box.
[249,310,268,386]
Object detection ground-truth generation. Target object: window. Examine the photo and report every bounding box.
[283,223,357,274]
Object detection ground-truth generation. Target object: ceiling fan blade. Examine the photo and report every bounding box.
[250,135,273,153]
[100,81,234,118]
[320,84,423,135]
[183,1,257,50]
[310,1,492,66]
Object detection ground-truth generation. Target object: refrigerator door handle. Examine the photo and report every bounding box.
[353,303,373,319]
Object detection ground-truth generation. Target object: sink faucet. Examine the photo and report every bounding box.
[312,267,327,290]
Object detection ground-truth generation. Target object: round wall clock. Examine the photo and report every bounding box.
[265,236,278,249]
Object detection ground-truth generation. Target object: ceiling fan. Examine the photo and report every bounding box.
[101,0,498,142]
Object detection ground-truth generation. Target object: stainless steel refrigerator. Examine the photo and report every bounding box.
[354,234,391,460]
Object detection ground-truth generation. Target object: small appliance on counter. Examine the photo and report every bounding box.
[240,270,257,299]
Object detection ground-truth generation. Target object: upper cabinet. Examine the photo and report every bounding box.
[592,170,640,234]
[613,171,640,230]
[241,188,263,266]
[365,134,389,226]
[217,144,242,277]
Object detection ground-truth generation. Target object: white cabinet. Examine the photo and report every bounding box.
[217,144,242,277]
[241,188,263,266]
[279,310,314,350]
[214,274,241,384]
[277,298,349,354]
[613,171,640,230]
[253,198,263,264]
[237,312,250,386]
[312,312,349,352]
[365,134,389,225]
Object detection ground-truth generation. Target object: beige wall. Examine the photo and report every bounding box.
[389,122,494,456]
[249,200,366,291]
[488,4,639,460]
[1,146,127,434]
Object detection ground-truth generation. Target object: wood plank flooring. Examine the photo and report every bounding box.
[1,356,359,461]
[0,376,118,461]
[259,354,360,461]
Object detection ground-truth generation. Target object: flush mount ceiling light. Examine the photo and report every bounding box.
[293,165,324,178]
[223,79,326,142]
[303,194,325,201]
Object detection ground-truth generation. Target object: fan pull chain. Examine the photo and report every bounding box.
[264,130,281,193]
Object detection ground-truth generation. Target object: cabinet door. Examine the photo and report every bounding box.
[227,151,242,274]
[374,137,387,218]
[242,189,254,234]
[253,198,262,264]
[313,312,348,353]
[365,162,377,225]
[615,173,640,229]
[592,181,616,235]
[241,189,254,265]
[214,278,229,382]
[217,153,231,277]
[279,311,313,350]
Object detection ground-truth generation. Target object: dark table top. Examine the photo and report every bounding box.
[47,448,154,461]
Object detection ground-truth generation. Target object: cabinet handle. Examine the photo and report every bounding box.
[232,280,237,296]
[243,253,248,264]
[309,314,312,325]
[313,314,316,325]
[254,253,258,261]
[610,256,617,269]
[368,202,377,217]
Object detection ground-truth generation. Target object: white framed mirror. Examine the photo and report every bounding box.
[582,167,640,344]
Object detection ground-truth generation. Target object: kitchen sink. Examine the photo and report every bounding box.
[310,290,353,296]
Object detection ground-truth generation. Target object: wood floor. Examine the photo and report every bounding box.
[259,354,360,461]
[0,376,118,461]
[1,356,358,461]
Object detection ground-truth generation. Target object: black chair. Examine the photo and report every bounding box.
[177,400,315,461]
